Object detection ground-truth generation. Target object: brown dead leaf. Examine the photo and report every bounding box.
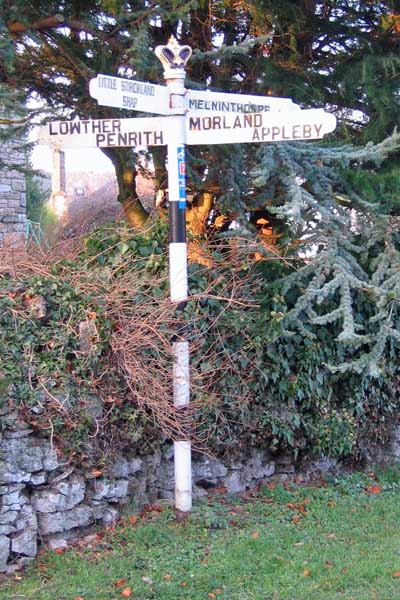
[292,514,301,523]
[181,581,187,587]
[121,588,131,598]
[303,569,311,577]
[90,469,103,478]
[114,579,127,588]
[251,531,259,540]
[366,485,381,495]
[341,567,349,574]
[53,548,65,555]
[327,500,336,507]
[208,594,216,599]
[128,515,139,525]
[325,561,334,569]
[163,574,171,581]
[303,497,311,504]
[325,533,336,539]
[393,571,400,577]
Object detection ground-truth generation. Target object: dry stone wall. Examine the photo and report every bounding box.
[0,141,26,248]
[0,402,346,573]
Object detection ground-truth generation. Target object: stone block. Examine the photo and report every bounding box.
[0,510,18,525]
[0,183,11,193]
[128,457,143,474]
[38,506,94,535]
[193,457,228,484]
[48,538,68,551]
[110,458,130,478]
[0,535,10,572]
[91,479,128,501]
[2,488,26,508]
[32,476,86,513]
[11,506,37,557]
[30,473,47,486]
[11,180,26,192]
[224,471,246,493]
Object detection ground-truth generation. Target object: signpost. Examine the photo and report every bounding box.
[37,36,337,516]
[89,74,170,114]
[88,73,300,116]
[186,89,299,114]
[37,116,169,149]
[186,108,337,145]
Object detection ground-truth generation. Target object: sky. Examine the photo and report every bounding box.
[31,142,115,174]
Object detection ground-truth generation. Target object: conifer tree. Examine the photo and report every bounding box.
[0,1,399,372]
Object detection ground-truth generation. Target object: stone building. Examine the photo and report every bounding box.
[0,137,26,248]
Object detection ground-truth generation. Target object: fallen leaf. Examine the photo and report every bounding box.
[325,532,335,539]
[304,497,311,504]
[327,500,336,507]
[393,571,400,577]
[163,574,171,581]
[294,541,305,546]
[251,531,259,539]
[303,569,311,577]
[181,581,187,587]
[74,597,85,600]
[341,567,349,574]
[214,589,222,595]
[325,561,334,569]
[366,485,381,495]
[114,579,127,588]
[142,576,153,584]
[129,515,139,525]
[54,548,65,555]
[208,594,216,599]
[298,504,306,513]
[292,514,301,523]
[90,469,103,478]
[121,588,131,598]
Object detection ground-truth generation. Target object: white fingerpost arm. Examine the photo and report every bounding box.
[155,36,192,513]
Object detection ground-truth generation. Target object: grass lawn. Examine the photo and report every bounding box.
[1,468,400,600]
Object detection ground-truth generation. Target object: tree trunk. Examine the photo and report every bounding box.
[101,147,149,228]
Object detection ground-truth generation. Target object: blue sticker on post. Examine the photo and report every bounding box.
[177,145,186,209]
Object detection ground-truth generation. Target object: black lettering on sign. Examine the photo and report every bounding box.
[122,96,138,108]
[251,123,325,142]
[189,116,201,131]
[188,113,263,131]
[121,81,155,96]
[95,130,164,147]
[98,76,117,90]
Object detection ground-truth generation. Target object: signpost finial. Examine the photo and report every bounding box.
[155,35,192,74]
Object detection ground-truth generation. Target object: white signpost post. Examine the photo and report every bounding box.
[37,36,337,516]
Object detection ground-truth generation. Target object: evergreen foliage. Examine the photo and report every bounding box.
[0,224,398,461]
[0,1,399,456]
